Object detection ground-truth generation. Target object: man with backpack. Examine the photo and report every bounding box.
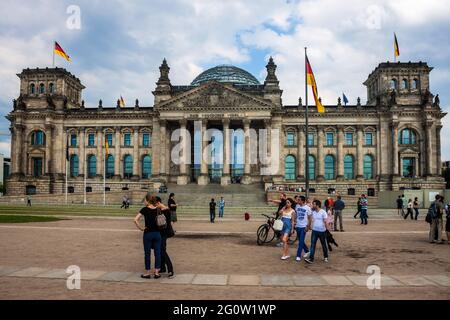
[428,194,444,244]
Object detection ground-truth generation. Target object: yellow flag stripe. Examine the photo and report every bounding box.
[54,50,71,62]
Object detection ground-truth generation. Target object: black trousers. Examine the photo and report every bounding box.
[159,235,173,273]
[404,208,414,220]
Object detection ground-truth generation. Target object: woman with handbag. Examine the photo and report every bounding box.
[156,196,175,278]
[280,198,296,260]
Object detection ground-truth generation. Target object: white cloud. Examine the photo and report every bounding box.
[0,142,11,158]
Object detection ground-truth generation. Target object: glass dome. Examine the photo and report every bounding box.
[191,65,260,86]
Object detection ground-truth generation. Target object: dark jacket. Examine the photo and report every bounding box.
[334,199,345,211]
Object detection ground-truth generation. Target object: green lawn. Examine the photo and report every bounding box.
[0,215,65,223]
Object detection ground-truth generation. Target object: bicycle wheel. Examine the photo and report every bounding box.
[288,230,298,245]
[257,224,269,245]
[266,226,276,243]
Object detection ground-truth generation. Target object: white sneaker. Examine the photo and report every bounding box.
[303,252,310,259]
[324,257,329,263]
[295,257,301,262]
[281,255,290,260]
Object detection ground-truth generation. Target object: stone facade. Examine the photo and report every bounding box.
[6,59,446,196]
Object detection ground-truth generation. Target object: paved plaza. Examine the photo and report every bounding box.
[0,209,449,300]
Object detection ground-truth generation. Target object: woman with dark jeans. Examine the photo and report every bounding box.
[413,197,420,220]
[354,197,361,219]
[156,196,174,278]
[404,199,414,220]
[134,194,168,279]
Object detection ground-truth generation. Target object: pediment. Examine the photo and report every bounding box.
[399,147,419,154]
[156,81,275,111]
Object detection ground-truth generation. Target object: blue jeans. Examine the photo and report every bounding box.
[143,231,161,270]
[309,230,328,261]
[210,210,216,222]
[296,227,309,258]
[219,207,224,217]
[360,209,368,224]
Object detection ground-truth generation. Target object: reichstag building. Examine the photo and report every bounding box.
[6,57,445,196]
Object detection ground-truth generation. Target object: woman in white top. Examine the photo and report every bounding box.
[279,198,295,260]
[404,199,414,220]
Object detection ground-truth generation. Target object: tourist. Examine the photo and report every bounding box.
[209,198,216,223]
[439,196,446,242]
[270,193,287,247]
[280,198,296,260]
[27,196,31,207]
[429,194,443,244]
[293,195,311,261]
[333,195,345,232]
[156,196,174,278]
[413,197,420,220]
[134,194,165,279]
[404,199,414,220]
[219,197,225,218]
[324,197,334,215]
[121,195,128,209]
[168,193,177,229]
[396,195,404,216]
[353,197,361,219]
[446,203,450,244]
[304,200,329,264]
[360,194,368,225]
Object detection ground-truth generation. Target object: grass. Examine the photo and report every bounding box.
[0,215,65,223]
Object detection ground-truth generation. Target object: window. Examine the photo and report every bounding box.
[124,133,131,146]
[87,155,97,178]
[123,155,133,178]
[284,155,296,180]
[105,133,113,147]
[105,187,111,192]
[324,155,335,180]
[308,155,316,180]
[49,83,54,93]
[70,134,77,147]
[31,131,45,146]
[412,79,419,90]
[68,186,75,193]
[398,129,417,145]
[86,187,92,193]
[106,155,115,178]
[348,188,356,195]
[364,155,374,179]
[345,132,353,146]
[307,133,315,146]
[30,83,35,94]
[402,157,415,177]
[401,79,408,90]
[26,185,37,195]
[142,155,152,179]
[142,133,151,147]
[390,79,397,90]
[88,133,95,146]
[365,132,373,146]
[326,133,334,146]
[367,188,375,197]
[309,188,316,193]
[33,157,43,177]
[328,188,335,194]
[286,132,295,146]
[70,155,79,177]
[344,155,354,179]
[39,83,45,94]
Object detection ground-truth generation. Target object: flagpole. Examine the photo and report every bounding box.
[83,138,87,205]
[103,147,106,206]
[52,41,55,68]
[65,135,68,205]
[304,47,310,199]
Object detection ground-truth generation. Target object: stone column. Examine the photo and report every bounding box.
[132,127,140,180]
[114,127,121,178]
[221,118,231,185]
[336,126,344,181]
[198,119,209,185]
[297,125,305,180]
[44,124,53,175]
[392,123,399,176]
[425,121,433,176]
[11,124,23,176]
[242,119,252,184]
[317,126,325,181]
[356,125,364,180]
[151,118,159,178]
[159,120,167,179]
[96,127,104,177]
[78,127,85,178]
[177,119,189,185]
[436,124,442,175]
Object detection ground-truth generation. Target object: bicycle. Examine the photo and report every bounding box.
[256,214,298,246]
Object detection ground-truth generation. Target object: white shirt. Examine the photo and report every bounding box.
[282,208,294,219]
[311,209,328,232]
[295,204,311,228]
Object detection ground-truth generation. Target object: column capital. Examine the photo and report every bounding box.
[133,126,140,132]
[114,126,121,131]
[179,118,188,127]
[424,121,433,129]
[159,119,167,127]
[243,119,251,127]
[356,125,365,132]
[263,119,272,127]
[222,118,230,126]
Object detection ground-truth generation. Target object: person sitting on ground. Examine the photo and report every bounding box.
[279,198,296,260]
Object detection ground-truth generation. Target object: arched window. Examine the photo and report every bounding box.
[106,155,115,178]
[30,83,35,94]
[390,79,397,90]
[363,155,374,179]
[308,155,316,180]
[324,155,335,180]
[344,155,354,179]
[401,79,408,90]
[142,155,152,179]
[39,83,45,94]
[49,83,54,93]
[123,155,133,178]
[31,130,45,146]
[70,154,79,177]
[412,79,419,90]
[286,131,295,146]
[398,128,417,145]
[284,155,296,180]
[87,155,97,178]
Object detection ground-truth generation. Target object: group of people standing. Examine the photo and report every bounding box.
[428,194,450,244]
[396,195,421,220]
[209,197,226,223]
[133,193,178,279]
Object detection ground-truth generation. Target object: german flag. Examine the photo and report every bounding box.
[54,41,71,62]
[394,33,400,57]
[119,96,125,108]
[306,55,325,113]
[105,139,109,156]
